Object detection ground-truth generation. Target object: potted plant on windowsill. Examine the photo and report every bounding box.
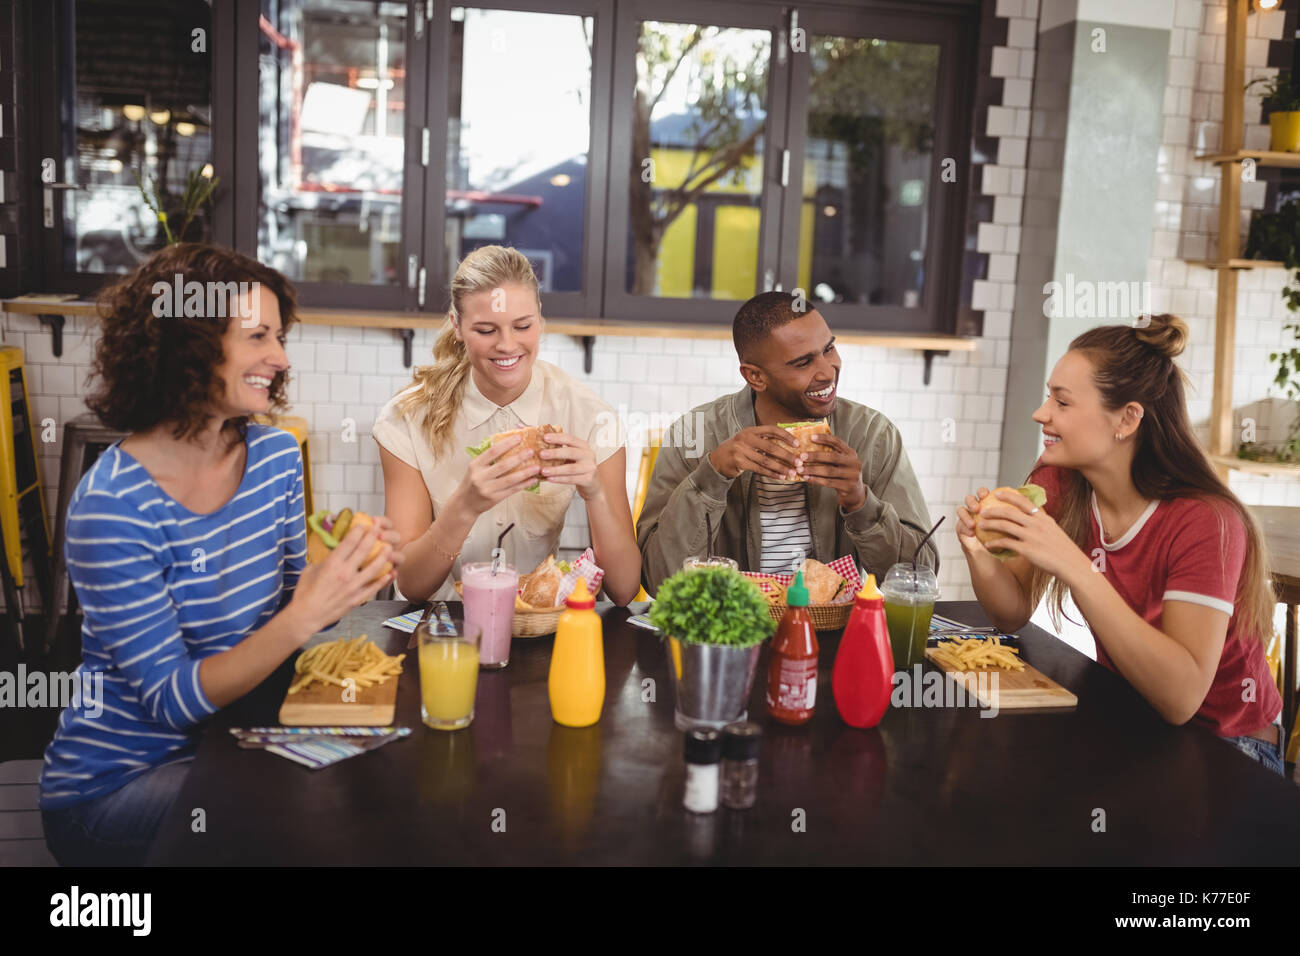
[648,565,776,731]
[1247,71,1300,152]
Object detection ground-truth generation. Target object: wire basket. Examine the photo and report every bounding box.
[765,601,853,631]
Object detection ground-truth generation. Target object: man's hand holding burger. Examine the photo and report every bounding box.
[800,434,867,513]
[709,426,805,481]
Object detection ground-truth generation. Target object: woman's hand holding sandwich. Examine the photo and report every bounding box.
[537,431,600,499]
[287,516,402,636]
[457,433,545,515]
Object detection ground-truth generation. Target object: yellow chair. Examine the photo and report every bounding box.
[0,347,52,651]
[631,429,663,603]
[1266,629,1300,765]
[252,414,314,520]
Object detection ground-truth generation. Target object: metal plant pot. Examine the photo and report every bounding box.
[664,636,763,731]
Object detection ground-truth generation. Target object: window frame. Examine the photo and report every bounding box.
[235,0,428,310]
[427,0,614,320]
[27,0,978,336]
[32,0,226,295]
[601,0,791,323]
[777,3,976,334]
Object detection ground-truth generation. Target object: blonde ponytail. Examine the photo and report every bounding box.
[396,245,541,457]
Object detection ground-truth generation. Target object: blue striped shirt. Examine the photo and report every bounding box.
[39,424,307,810]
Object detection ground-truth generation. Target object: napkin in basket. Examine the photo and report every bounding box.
[545,547,604,608]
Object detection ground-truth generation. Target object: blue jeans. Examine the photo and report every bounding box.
[41,758,192,866]
[1223,726,1286,776]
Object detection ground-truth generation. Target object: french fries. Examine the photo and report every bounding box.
[288,635,405,694]
[929,635,1025,672]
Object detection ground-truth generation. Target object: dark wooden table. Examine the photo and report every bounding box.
[1249,506,1299,752]
[148,600,1300,866]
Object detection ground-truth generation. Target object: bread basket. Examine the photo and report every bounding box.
[765,600,853,631]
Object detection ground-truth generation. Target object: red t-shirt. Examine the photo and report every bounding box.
[1027,462,1281,737]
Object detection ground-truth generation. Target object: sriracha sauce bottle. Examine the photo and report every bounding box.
[766,571,819,725]
[831,574,894,728]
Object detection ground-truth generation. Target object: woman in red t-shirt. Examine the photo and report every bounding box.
[955,314,1285,774]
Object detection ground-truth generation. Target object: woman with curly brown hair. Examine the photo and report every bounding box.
[956,315,1285,774]
[39,244,403,865]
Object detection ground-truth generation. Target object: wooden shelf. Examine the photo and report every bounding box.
[1,297,977,358]
[1195,149,1300,168]
[1211,454,1300,477]
[1187,258,1286,269]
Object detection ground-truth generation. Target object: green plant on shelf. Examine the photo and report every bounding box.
[1246,70,1300,113]
[132,166,219,246]
[1241,197,1300,463]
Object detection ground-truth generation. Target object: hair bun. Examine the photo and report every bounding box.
[1132,313,1188,359]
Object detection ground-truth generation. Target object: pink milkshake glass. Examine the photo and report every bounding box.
[460,562,518,669]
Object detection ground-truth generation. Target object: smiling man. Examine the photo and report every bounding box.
[637,291,937,592]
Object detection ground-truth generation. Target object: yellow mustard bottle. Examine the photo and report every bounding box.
[548,578,605,727]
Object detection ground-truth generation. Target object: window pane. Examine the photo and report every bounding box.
[60,0,213,274]
[627,22,769,298]
[446,8,593,294]
[797,36,939,310]
[258,0,407,286]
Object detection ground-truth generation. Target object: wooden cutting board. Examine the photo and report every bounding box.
[277,672,401,726]
[924,649,1077,710]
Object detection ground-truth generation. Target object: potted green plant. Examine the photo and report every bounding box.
[1244,197,1300,266]
[1247,71,1300,152]
[648,565,776,730]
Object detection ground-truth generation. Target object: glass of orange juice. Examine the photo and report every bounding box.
[418,623,481,731]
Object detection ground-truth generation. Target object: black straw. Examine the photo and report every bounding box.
[493,523,515,575]
[913,516,944,573]
[705,514,713,561]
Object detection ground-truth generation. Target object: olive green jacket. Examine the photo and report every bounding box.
[637,385,938,594]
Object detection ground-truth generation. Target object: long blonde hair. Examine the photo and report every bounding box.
[1029,314,1276,644]
[398,245,542,456]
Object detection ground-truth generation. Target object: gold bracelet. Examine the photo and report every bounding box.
[431,540,461,562]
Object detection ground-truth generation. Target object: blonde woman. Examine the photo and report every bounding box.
[374,245,640,605]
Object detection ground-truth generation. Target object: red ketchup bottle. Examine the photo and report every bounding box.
[766,571,819,725]
[832,574,895,728]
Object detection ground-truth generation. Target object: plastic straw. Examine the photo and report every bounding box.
[493,523,515,575]
[913,516,944,573]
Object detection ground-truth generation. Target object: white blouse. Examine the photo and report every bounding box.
[371,359,625,601]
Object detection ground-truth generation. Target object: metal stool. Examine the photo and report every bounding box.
[43,413,127,654]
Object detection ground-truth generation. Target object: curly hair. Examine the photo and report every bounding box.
[86,243,297,441]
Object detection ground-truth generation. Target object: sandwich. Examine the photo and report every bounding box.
[973,484,1048,560]
[798,558,848,604]
[769,419,832,483]
[518,554,572,609]
[305,508,393,584]
[466,424,562,493]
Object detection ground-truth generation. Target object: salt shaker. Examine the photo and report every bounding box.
[683,729,721,813]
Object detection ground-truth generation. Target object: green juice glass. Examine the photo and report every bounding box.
[880,564,940,669]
